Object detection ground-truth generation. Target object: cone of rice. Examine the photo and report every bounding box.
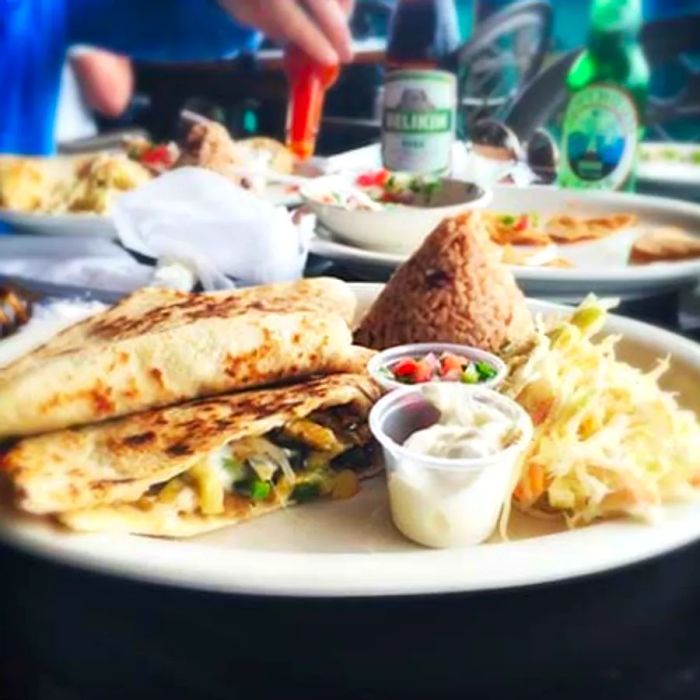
[355,211,533,352]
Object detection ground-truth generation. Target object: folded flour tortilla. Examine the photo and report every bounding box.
[0,278,362,438]
[1,373,380,537]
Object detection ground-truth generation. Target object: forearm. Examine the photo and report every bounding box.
[66,0,260,61]
[71,52,134,118]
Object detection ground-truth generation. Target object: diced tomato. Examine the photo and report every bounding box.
[412,359,433,383]
[376,169,391,186]
[356,169,391,188]
[513,214,529,232]
[141,145,173,167]
[392,358,419,379]
[440,353,465,375]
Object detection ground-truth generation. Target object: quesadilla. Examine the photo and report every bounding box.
[1,374,381,537]
[0,278,361,439]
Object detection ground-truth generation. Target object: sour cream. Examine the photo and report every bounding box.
[371,384,532,549]
[403,387,518,461]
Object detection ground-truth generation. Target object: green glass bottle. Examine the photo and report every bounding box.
[558,0,650,191]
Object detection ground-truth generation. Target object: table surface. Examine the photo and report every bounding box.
[1,177,699,700]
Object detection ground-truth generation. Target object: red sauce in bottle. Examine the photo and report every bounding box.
[284,46,340,161]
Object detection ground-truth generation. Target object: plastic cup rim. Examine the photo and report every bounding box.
[369,383,534,473]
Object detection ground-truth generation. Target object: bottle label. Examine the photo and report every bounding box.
[559,84,639,190]
[381,70,456,174]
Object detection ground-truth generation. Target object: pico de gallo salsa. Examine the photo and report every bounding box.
[382,351,499,386]
[354,169,442,206]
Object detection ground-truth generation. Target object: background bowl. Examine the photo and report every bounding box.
[301,175,491,255]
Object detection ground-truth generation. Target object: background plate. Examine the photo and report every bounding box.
[0,181,303,239]
[1,284,700,597]
[638,142,700,188]
[311,186,700,300]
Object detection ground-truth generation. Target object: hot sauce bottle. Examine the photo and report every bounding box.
[284,45,340,161]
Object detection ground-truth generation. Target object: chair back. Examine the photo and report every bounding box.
[443,0,553,137]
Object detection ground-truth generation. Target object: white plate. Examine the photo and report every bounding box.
[311,185,700,300]
[638,142,700,188]
[0,209,117,238]
[0,182,303,239]
[1,283,700,597]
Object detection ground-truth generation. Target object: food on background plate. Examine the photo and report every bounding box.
[355,211,534,353]
[483,212,550,247]
[499,244,575,269]
[175,121,296,192]
[59,153,152,214]
[0,152,153,215]
[640,143,700,166]
[354,169,443,207]
[125,137,179,175]
[237,137,295,175]
[629,227,700,264]
[482,211,637,246]
[0,122,297,217]
[0,157,52,212]
[1,374,380,537]
[544,213,637,243]
[0,278,366,439]
[175,120,241,175]
[370,383,533,548]
[501,296,700,528]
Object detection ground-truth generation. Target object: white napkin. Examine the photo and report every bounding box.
[112,167,313,290]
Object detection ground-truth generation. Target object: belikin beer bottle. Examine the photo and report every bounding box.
[381,0,461,174]
[558,0,650,191]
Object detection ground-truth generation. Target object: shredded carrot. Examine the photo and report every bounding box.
[528,464,546,499]
[513,464,546,504]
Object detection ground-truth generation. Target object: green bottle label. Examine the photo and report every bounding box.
[559,84,639,190]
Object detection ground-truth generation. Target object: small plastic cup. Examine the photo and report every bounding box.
[369,384,533,548]
[367,343,507,393]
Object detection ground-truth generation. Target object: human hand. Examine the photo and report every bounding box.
[221,0,355,65]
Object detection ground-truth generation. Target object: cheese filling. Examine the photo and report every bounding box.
[145,409,373,516]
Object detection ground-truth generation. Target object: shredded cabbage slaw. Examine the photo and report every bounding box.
[502,296,700,528]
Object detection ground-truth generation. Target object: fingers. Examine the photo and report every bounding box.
[303,0,354,63]
[222,0,354,66]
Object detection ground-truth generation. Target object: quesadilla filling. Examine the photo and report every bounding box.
[141,407,375,516]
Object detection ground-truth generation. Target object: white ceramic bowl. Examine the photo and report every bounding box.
[367,342,507,393]
[301,175,491,255]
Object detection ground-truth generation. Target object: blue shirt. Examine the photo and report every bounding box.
[0,0,259,155]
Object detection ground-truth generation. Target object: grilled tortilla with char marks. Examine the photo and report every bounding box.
[0,374,381,538]
[0,278,361,439]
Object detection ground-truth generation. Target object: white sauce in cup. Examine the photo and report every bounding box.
[371,384,533,549]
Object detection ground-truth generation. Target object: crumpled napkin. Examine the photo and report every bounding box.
[112,167,314,290]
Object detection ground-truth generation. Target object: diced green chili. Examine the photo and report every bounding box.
[235,478,272,501]
[291,482,321,503]
[475,361,498,380]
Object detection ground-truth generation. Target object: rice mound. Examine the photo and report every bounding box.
[354,211,534,352]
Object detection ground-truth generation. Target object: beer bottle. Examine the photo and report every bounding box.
[558,0,650,191]
[381,0,460,174]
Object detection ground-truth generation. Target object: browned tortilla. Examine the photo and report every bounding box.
[1,373,380,518]
[0,278,362,438]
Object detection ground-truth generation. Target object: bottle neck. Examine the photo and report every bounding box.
[587,28,637,57]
